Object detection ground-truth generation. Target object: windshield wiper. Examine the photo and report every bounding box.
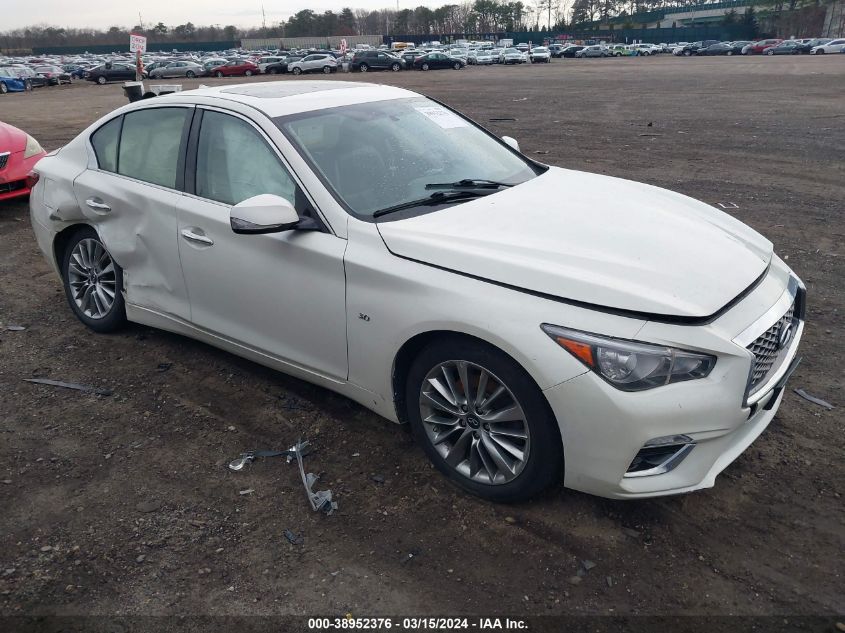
[424,178,515,190]
[373,190,493,218]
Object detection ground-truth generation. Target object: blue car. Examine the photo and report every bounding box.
[62,64,87,79]
[0,67,31,94]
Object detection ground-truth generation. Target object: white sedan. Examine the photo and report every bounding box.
[810,38,845,54]
[29,81,804,502]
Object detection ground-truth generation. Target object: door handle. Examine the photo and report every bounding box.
[180,228,214,246]
[85,197,111,213]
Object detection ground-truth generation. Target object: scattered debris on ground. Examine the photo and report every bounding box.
[22,377,112,396]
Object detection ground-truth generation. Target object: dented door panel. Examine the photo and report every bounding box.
[72,170,190,320]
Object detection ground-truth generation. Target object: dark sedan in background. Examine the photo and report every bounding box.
[765,41,803,55]
[34,65,72,85]
[704,41,750,56]
[85,63,140,84]
[264,56,303,74]
[412,52,465,70]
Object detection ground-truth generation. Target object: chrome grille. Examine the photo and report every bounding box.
[747,302,795,393]
[0,153,9,170]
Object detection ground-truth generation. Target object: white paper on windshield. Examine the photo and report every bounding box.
[414,105,468,129]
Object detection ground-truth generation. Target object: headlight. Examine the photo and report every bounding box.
[541,324,716,392]
[23,134,43,159]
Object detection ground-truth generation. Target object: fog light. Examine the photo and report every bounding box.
[625,435,695,478]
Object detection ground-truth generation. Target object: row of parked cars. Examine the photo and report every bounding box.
[670,37,845,56]
[0,61,76,94]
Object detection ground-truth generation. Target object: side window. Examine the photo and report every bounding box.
[91,116,122,172]
[118,108,189,188]
[195,110,298,207]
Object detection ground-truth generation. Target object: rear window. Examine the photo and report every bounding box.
[91,116,121,172]
[117,108,189,188]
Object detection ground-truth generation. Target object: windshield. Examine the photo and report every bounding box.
[276,97,541,219]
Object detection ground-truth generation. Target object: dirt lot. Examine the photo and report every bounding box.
[0,56,843,620]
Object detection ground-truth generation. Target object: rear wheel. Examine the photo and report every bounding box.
[61,227,126,333]
[453,62,462,69]
[727,50,734,56]
[0,82,7,94]
[359,63,369,72]
[97,75,107,84]
[405,338,563,502]
[269,67,279,74]
[244,69,253,76]
[421,63,430,70]
[186,70,196,78]
[25,80,33,91]
[322,65,332,74]
[215,71,224,77]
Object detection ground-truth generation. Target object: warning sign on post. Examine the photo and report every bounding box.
[129,33,147,53]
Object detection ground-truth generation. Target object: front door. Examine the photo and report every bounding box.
[176,108,348,379]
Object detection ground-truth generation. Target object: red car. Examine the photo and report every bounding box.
[744,39,783,54]
[211,60,259,77]
[0,122,46,201]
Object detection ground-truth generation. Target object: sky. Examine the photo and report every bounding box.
[5,0,450,31]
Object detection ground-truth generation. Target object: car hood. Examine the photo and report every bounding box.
[0,123,26,153]
[376,167,772,319]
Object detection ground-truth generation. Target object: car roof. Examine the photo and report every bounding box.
[152,81,417,118]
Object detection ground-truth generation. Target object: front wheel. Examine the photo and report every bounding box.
[215,71,224,77]
[391,63,400,71]
[421,63,430,70]
[292,67,302,75]
[727,50,734,56]
[244,69,253,76]
[97,75,107,84]
[0,82,7,94]
[25,80,32,91]
[406,338,563,502]
[322,65,332,74]
[61,227,126,333]
[269,67,279,74]
[453,62,462,69]
[767,50,774,55]
[186,70,196,78]
[359,63,369,72]
[684,50,692,56]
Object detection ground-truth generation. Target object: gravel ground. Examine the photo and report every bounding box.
[0,55,842,619]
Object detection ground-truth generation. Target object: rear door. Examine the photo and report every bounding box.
[72,106,193,320]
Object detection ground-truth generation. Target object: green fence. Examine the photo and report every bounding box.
[32,41,239,55]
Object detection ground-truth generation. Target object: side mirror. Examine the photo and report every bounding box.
[501,136,521,153]
[230,194,302,235]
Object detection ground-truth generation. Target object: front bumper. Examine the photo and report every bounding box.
[0,150,43,202]
[542,268,804,500]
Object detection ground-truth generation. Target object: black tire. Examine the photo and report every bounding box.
[322,65,332,74]
[453,62,461,69]
[727,50,734,56]
[292,67,302,75]
[405,337,563,502]
[421,63,430,71]
[244,69,253,76]
[215,71,224,77]
[391,63,400,71]
[0,82,7,94]
[60,226,126,333]
[186,70,196,78]
[97,75,107,84]
[25,80,33,91]
[683,50,692,56]
[269,67,279,74]
[359,63,369,72]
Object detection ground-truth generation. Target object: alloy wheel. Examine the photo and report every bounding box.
[419,360,530,485]
[67,238,117,320]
